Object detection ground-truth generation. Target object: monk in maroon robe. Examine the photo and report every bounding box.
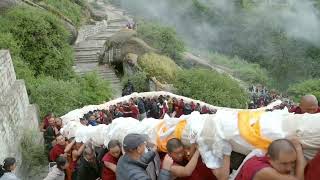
[50,134,67,162]
[290,95,320,114]
[236,139,305,180]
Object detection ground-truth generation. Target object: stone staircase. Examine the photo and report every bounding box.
[73,4,130,98]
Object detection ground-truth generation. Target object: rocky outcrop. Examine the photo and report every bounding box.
[101,30,157,63]
[63,20,78,44]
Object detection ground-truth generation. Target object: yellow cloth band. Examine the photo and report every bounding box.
[238,111,272,150]
[156,119,187,152]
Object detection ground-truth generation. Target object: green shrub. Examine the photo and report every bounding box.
[43,0,84,26]
[137,22,185,61]
[0,32,20,56]
[78,72,112,104]
[288,79,320,102]
[29,73,112,118]
[0,6,74,80]
[122,71,149,92]
[29,76,82,118]
[174,69,248,108]
[138,53,178,84]
[20,130,47,177]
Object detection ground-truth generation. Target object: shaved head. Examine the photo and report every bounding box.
[300,95,319,114]
[166,138,185,163]
[166,138,183,153]
[267,139,296,160]
[267,139,297,174]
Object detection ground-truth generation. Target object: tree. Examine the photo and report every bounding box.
[174,69,248,108]
[288,79,320,102]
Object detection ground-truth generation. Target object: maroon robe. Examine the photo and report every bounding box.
[305,151,320,180]
[49,144,65,162]
[289,106,320,114]
[235,156,271,180]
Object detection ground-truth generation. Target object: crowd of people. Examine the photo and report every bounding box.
[1,94,320,180]
[33,94,218,180]
[248,84,294,109]
[79,95,217,127]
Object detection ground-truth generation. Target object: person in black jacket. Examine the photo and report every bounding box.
[116,133,173,180]
[77,147,100,180]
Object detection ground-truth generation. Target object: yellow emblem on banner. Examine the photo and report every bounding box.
[156,119,187,152]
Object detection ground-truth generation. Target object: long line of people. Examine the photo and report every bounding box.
[79,95,217,127]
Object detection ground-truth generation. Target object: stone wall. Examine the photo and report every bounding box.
[75,20,108,44]
[0,50,40,176]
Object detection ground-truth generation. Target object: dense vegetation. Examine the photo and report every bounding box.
[112,0,320,93]
[137,22,185,62]
[0,6,74,79]
[175,69,248,108]
[138,53,179,84]
[41,0,85,26]
[288,79,320,102]
[29,73,111,118]
[0,5,112,118]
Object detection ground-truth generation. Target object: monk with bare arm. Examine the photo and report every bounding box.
[236,138,306,180]
[64,139,85,179]
[165,138,200,178]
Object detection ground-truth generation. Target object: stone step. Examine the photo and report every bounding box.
[108,21,127,26]
[78,69,119,79]
[75,57,98,61]
[74,47,102,52]
[87,36,110,40]
[77,68,118,76]
[113,10,125,15]
[75,54,98,58]
[101,78,121,84]
[101,29,119,32]
[75,58,99,63]
[107,25,123,29]
[88,33,115,39]
[108,18,127,23]
[98,73,118,79]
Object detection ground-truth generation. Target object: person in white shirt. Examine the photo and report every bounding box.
[44,156,69,180]
[0,157,20,180]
